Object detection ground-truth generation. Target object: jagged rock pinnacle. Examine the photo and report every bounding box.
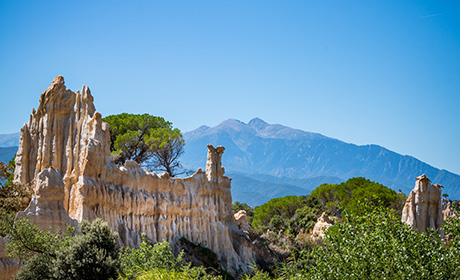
[52,75,65,84]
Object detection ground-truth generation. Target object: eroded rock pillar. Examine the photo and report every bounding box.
[401,174,444,233]
[206,144,225,183]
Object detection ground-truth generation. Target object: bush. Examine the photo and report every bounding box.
[305,204,460,280]
[52,219,120,280]
[7,218,120,280]
[120,239,184,278]
[252,196,309,230]
[309,177,406,215]
[119,237,222,280]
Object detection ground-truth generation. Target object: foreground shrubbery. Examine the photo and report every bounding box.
[3,175,460,280]
[119,238,221,280]
[245,204,460,280]
[3,218,222,280]
[7,219,119,280]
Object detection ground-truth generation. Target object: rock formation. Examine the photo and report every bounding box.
[401,174,444,233]
[234,210,250,232]
[312,212,334,238]
[10,76,255,276]
[442,198,460,220]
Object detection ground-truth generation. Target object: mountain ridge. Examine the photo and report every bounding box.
[2,118,459,205]
[182,118,460,203]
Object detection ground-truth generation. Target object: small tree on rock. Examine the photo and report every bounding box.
[102,113,185,176]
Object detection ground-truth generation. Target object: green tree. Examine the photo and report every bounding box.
[7,219,120,280]
[309,177,406,215]
[102,113,185,176]
[53,219,120,280]
[0,158,32,237]
[0,159,31,214]
[305,204,460,280]
[252,196,310,231]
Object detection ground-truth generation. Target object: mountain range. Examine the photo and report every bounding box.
[1,119,459,206]
[0,133,20,165]
[182,118,460,206]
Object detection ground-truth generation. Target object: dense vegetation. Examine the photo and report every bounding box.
[308,177,406,215]
[2,171,459,280]
[243,205,460,280]
[102,113,185,176]
[0,159,31,237]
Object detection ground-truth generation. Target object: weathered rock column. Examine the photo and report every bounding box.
[206,144,225,183]
[7,76,257,278]
[401,174,444,233]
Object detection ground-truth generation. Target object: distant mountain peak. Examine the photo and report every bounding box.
[248,117,268,128]
[196,125,210,131]
[215,119,252,132]
[182,118,460,201]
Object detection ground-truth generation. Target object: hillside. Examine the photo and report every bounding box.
[0,146,17,164]
[182,118,460,203]
[0,133,20,147]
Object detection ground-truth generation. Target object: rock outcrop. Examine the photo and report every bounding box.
[234,210,250,232]
[11,76,255,276]
[401,174,444,233]
[312,212,334,238]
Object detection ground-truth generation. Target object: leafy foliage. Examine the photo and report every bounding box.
[7,219,119,280]
[304,204,460,279]
[252,196,307,230]
[246,203,460,280]
[308,177,406,215]
[252,195,321,236]
[0,158,31,215]
[120,238,184,278]
[52,219,120,280]
[102,113,185,176]
[5,218,74,260]
[119,237,222,280]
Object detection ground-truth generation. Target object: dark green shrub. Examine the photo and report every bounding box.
[7,218,119,280]
[52,219,120,280]
[14,253,53,280]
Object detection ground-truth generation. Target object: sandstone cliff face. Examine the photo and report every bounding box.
[13,76,255,276]
[401,174,444,233]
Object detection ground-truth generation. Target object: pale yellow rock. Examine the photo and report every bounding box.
[312,212,333,239]
[442,198,456,220]
[17,167,78,231]
[401,174,444,233]
[10,76,255,278]
[234,210,250,232]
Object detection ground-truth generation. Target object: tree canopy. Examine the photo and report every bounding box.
[308,177,406,215]
[102,113,185,176]
[0,158,31,236]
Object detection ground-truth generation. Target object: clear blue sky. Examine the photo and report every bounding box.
[1,1,459,174]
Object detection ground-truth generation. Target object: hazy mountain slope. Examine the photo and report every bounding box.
[183,118,460,200]
[228,172,343,206]
[0,132,20,147]
[0,146,17,164]
[227,172,309,207]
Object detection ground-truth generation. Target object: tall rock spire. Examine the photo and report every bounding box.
[401,174,444,233]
